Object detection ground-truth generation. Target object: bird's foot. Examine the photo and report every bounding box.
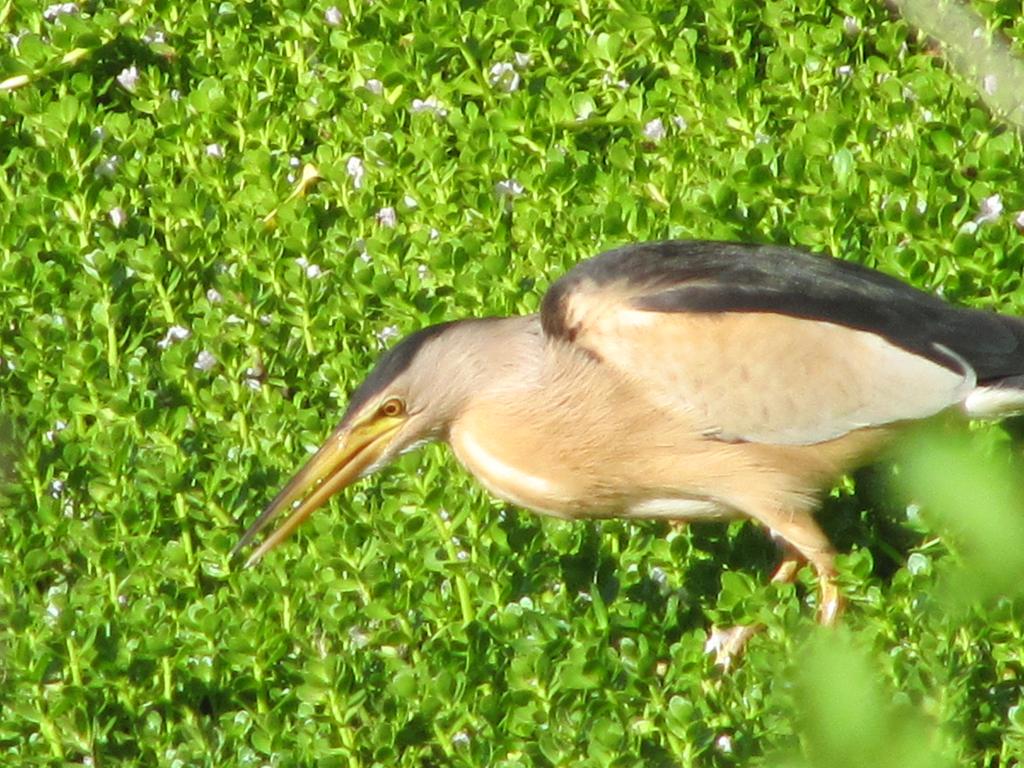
[705,623,762,670]
[817,575,844,626]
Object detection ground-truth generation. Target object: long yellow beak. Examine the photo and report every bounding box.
[232,416,404,567]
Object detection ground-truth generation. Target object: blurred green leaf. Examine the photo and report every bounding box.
[895,424,1024,608]
[783,630,954,768]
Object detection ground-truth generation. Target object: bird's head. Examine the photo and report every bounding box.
[232,319,501,566]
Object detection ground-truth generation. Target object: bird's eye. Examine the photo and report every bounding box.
[379,398,405,418]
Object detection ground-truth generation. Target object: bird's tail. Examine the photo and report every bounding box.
[964,374,1024,419]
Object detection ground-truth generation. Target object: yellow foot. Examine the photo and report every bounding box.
[817,576,844,626]
[705,624,762,670]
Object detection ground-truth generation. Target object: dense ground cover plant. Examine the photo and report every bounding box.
[3,0,1024,764]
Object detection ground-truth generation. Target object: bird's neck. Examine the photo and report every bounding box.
[418,315,547,435]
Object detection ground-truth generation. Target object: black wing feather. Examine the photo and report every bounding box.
[542,240,1024,383]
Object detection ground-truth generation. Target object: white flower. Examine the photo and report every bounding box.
[836,64,853,78]
[984,74,998,95]
[514,52,532,69]
[452,731,471,748]
[295,257,323,279]
[116,65,139,92]
[843,16,861,35]
[642,118,666,142]
[716,734,733,754]
[1014,210,1024,231]
[364,78,383,95]
[355,239,371,262]
[376,206,397,228]
[402,195,417,208]
[672,115,688,131]
[346,156,365,189]
[205,143,224,159]
[906,552,931,575]
[44,420,68,443]
[975,194,1003,225]
[43,3,78,21]
[375,325,400,345]
[649,566,668,588]
[348,626,370,648]
[411,95,448,118]
[488,62,521,93]
[157,325,190,349]
[109,207,127,228]
[601,72,629,90]
[194,350,217,371]
[94,155,121,178]
[206,288,223,304]
[324,6,342,26]
[495,178,524,199]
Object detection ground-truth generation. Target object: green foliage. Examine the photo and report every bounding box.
[2,0,1024,765]
[776,629,956,768]
[895,422,1024,608]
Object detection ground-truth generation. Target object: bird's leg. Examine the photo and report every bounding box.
[816,565,843,626]
[766,532,804,586]
[705,529,811,668]
[754,509,843,626]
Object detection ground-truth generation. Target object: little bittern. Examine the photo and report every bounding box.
[234,241,1024,653]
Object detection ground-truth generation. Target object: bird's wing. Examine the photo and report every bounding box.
[539,241,1003,445]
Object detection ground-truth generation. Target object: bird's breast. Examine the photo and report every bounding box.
[448,418,580,519]
[449,416,742,523]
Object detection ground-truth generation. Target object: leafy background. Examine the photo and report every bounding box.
[3,0,1024,765]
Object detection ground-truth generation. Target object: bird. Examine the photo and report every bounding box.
[233,240,1024,659]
